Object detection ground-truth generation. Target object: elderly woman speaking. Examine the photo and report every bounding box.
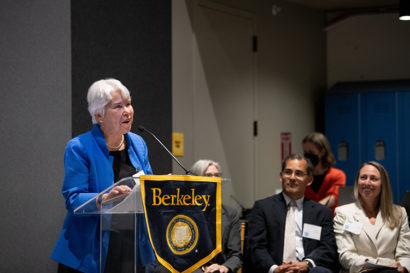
[51,79,155,273]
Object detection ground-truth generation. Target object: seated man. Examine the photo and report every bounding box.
[247,154,338,273]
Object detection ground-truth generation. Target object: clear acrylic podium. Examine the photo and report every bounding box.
[74,174,148,273]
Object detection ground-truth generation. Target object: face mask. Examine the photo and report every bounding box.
[304,153,319,167]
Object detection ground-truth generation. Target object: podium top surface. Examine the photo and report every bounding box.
[74,176,145,215]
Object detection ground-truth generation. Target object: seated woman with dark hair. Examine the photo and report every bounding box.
[302,132,346,212]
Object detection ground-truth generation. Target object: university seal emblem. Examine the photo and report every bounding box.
[167,215,198,255]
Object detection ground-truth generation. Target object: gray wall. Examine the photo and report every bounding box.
[327,13,410,88]
[172,0,325,209]
[0,0,71,272]
[0,0,171,272]
[71,0,172,175]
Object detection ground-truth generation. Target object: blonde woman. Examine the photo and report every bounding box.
[334,161,410,273]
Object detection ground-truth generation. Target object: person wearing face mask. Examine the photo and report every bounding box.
[302,132,346,212]
[333,161,410,273]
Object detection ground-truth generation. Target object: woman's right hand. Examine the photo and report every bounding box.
[319,195,335,207]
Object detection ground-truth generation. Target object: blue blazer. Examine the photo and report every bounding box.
[51,125,155,273]
[247,193,339,273]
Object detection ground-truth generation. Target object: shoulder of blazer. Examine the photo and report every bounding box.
[303,198,333,219]
[259,194,283,206]
[303,197,329,209]
[335,202,360,216]
[66,128,105,158]
[254,194,286,214]
[126,132,147,147]
[222,204,237,216]
[303,197,318,209]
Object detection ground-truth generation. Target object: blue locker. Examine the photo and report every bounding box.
[325,92,360,186]
[397,91,410,204]
[361,92,398,203]
[326,81,410,204]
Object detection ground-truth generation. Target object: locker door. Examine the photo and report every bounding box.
[397,91,410,203]
[325,92,360,186]
[361,92,399,203]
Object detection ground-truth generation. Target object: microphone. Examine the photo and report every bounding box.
[138,126,191,175]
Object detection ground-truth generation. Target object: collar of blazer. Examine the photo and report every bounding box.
[352,202,384,248]
[279,193,317,225]
[301,198,318,225]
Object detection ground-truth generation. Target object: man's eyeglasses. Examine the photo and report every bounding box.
[282,169,308,178]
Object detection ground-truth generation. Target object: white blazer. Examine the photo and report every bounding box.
[334,202,410,273]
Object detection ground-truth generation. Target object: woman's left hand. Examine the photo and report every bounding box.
[390,262,408,273]
[203,263,229,273]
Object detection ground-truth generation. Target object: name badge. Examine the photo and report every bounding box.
[133,170,145,177]
[303,223,322,240]
[343,220,362,235]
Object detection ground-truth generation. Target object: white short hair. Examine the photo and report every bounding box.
[87,78,131,124]
[190,159,221,176]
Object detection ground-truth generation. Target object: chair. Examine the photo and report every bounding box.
[401,191,410,226]
[338,186,355,206]
[237,220,247,273]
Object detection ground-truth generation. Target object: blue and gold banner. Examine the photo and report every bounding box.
[140,175,222,273]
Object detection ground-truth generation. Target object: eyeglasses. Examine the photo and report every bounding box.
[205,172,222,177]
[282,169,308,178]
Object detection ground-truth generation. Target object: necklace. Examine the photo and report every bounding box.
[106,135,124,150]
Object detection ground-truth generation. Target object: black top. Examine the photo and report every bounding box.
[105,148,140,273]
[109,149,137,182]
[311,169,328,193]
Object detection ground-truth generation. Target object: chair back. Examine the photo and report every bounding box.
[338,186,355,206]
[401,191,410,225]
[237,220,247,273]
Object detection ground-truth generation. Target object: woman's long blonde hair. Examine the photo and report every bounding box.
[353,161,402,229]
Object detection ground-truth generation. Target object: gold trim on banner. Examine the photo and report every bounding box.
[140,175,222,273]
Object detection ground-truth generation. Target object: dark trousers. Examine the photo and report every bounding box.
[310,266,333,273]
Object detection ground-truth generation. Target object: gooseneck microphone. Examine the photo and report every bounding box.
[138,126,191,175]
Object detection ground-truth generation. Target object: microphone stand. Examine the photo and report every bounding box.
[138,126,192,175]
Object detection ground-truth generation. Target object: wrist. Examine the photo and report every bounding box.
[97,194,104,205]
[304,260,313,271]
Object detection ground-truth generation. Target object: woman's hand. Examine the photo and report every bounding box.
[96,185,132,207]
[319,195,335,207]
[390,262,408,273]
[203,263,229,273]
